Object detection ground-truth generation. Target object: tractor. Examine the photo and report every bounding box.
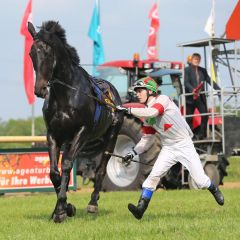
[78,38,240,191]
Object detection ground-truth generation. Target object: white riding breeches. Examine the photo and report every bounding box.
[142,139,211,191]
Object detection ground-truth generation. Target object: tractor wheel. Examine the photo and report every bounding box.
[102,115,161,191]
[188,163,220,189]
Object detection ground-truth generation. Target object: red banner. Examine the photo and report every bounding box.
[20,0,35,105]
[0,152,75,192]
[147,2,160,59]
[226,1,240,40]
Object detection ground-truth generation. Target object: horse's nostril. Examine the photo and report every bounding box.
[34,92,40,97]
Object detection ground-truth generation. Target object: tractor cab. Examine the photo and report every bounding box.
[97,56,183,104]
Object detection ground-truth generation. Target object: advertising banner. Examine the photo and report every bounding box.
[0,150,76,193]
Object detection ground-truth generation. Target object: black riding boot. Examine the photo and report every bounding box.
[208,182,224,206]
[128,188,152,220]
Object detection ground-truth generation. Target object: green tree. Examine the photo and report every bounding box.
[0,116,46,148]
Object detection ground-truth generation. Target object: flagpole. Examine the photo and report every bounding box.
[31,104,35,136]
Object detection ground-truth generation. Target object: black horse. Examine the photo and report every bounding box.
[28,21,124,223]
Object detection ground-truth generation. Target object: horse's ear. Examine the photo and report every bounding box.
[28,22,36,39]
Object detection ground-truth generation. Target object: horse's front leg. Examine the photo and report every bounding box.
[47,133,63,221]
[48,133,61,196]
[53,126,87,223]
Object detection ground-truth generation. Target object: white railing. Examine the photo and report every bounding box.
[179,86,240,154]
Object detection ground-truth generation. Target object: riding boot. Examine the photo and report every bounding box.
[128,188,153,220]
[208,182,224,206]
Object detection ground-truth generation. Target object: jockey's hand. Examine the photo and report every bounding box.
[122,150,137,165]
[116,105,131,114]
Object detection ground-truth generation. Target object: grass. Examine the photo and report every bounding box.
[0,157,239,240]
[224,156,240,182]
[0,189,240,240]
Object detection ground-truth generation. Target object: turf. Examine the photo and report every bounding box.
[224,156,240,182]
[0,189,239,240]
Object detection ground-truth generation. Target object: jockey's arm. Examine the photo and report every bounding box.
[130,103,164,118]
[134,133,156,155]
[134,127,156,155]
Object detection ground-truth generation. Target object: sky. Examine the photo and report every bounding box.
[0,0,238,121]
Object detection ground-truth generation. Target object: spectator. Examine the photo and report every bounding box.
[184,53,220,139]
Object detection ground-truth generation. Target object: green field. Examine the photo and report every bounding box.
[0,189,239,240]
[224,156,240,182]
[0,157,239,240]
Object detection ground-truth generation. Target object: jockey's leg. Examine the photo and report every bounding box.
[128,146,177,219]
[176,139,224,205]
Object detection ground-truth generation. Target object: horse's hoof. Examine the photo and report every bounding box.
[87,204,98,213]
[66,203,76,217]
[52,212,67,223]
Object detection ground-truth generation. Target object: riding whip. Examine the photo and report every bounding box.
[105,151,154,167]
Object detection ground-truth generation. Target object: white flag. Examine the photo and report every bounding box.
[204,0,215,37]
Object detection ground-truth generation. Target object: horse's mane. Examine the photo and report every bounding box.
[39,21,80,66]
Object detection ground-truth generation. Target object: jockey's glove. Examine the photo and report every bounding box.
[116,105,131,114]
[123,150,137,165]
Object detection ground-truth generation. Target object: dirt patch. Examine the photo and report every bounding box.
[221,182,240,189]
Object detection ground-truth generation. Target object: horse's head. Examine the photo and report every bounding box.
[28,21,80,99]
[28,22,57,98]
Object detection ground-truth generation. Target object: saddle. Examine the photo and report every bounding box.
[92,78,114,124]
[95,79,113,100]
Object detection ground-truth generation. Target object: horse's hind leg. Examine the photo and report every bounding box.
[87,118,123,213]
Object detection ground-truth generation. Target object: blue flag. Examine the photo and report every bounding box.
[88,1,105,74]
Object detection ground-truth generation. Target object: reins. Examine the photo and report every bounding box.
[49,79,78,91]
[50,78,117,110]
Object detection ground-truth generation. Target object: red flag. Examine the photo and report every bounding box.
[147,2,160,59]
[226,1,240,40]
[20,0,35,105]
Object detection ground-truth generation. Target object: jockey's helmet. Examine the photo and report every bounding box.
[133,77,157,93]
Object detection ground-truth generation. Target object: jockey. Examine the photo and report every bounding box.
[116,76,224,220]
